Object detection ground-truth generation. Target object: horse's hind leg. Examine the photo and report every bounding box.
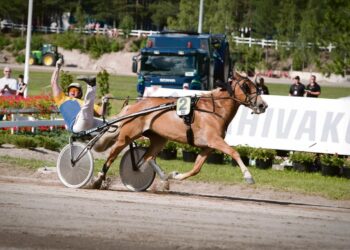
[143,133,168,180]
[92,136,134,189]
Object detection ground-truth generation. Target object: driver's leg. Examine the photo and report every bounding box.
[72,85,96,132]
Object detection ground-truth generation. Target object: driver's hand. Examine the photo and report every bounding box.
[102,94,113,103]
[102,96,108,103]
[56,58,63,69]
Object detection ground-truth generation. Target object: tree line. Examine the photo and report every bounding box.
[0,0,349,75]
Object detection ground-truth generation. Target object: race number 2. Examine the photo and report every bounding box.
[176,97,191,116]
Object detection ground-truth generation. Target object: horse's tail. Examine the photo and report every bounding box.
[93,104,131,152]
[92,125,121,152]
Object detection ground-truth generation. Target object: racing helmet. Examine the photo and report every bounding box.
[67,82,83,99]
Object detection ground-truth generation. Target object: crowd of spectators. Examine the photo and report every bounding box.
[289,75,321,98]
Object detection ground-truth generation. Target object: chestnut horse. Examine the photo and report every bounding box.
[92,72,267,189]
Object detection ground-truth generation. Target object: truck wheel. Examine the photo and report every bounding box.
[43,53,56,66]
[29,56,36,65]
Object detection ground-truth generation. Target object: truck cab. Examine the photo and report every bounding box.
[133,32,231,96]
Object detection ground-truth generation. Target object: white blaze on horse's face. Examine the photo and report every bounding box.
[253,95,268,114]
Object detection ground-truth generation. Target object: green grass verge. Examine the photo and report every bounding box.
[2,154,348,200]
[0,155,53,170]
[155,157,350,200]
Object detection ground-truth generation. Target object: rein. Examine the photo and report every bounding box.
[105,77,258,116]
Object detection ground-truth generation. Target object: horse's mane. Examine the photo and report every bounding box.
[215,80,233,96]
[201,80,233,98]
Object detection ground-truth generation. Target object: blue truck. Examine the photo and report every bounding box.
[132,32,232,96]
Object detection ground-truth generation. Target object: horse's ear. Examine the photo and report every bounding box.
[234,71,243,80]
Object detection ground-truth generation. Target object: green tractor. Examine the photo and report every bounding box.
[29,44,64,66]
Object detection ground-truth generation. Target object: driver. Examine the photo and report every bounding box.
[51,59,106,133]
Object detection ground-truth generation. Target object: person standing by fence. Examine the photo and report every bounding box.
[255,75,269,95]
[289,76,305,97]
[0,67,18,120]
[0,67,18,97]
[16,74,27,97]
[305,75,321,98]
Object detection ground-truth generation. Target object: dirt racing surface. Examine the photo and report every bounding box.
[1,146,350,249]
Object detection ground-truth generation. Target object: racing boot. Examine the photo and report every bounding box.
[77,75,96,87]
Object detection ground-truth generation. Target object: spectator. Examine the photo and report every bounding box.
[189,74,201,90]
[289,76,305,97]
[0,67,18,121]
[183,83,189,90]
[0,67,18,97]
[305,75,321,98]
[51,59,106,133]
[255,75,269,95]
[16,74,27,97]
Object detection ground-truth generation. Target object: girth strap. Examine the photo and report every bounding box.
[181,97,200,146]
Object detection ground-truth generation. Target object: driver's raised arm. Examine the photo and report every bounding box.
[51,58,64,97]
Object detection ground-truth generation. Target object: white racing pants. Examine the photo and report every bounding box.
[72,85,103,133]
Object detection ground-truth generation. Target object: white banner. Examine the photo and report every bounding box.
[225,95,350,155]
[143,86,210,97]
[144,87,350,155]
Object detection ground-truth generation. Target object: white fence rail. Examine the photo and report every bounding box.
[1,21,335,51]
[232,36,335,52]
[1,22,158,37]
[0,108,65,132]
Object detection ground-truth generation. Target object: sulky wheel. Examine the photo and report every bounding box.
[57,142,94,188]
[120,146,156,192]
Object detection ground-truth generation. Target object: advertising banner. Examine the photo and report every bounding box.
[225,95,350,155]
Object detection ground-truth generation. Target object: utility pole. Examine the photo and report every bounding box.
[198,0,204,33]
[24,0,33,97]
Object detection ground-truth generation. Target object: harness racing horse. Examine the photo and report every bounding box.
[92,72,268,189]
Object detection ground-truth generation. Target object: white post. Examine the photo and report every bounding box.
[328,43,333,52]
[198,0,204,33]
[23,0,33,98]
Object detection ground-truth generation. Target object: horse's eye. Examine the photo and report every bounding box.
[242,83,251,94]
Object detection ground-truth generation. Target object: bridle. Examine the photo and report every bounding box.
[230,77,260,109]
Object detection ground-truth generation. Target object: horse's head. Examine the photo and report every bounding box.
[230,72,268,114]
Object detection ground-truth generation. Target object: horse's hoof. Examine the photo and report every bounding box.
[149,180,169,192]
[244,177,255,185]
[167,171,179,180]
[100,178,112,190]
[92,178,103,189]
[159,180,170,191]
[91,173,105,189]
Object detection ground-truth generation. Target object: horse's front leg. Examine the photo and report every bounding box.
[170,147,212,180]
[207,138,255,184]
